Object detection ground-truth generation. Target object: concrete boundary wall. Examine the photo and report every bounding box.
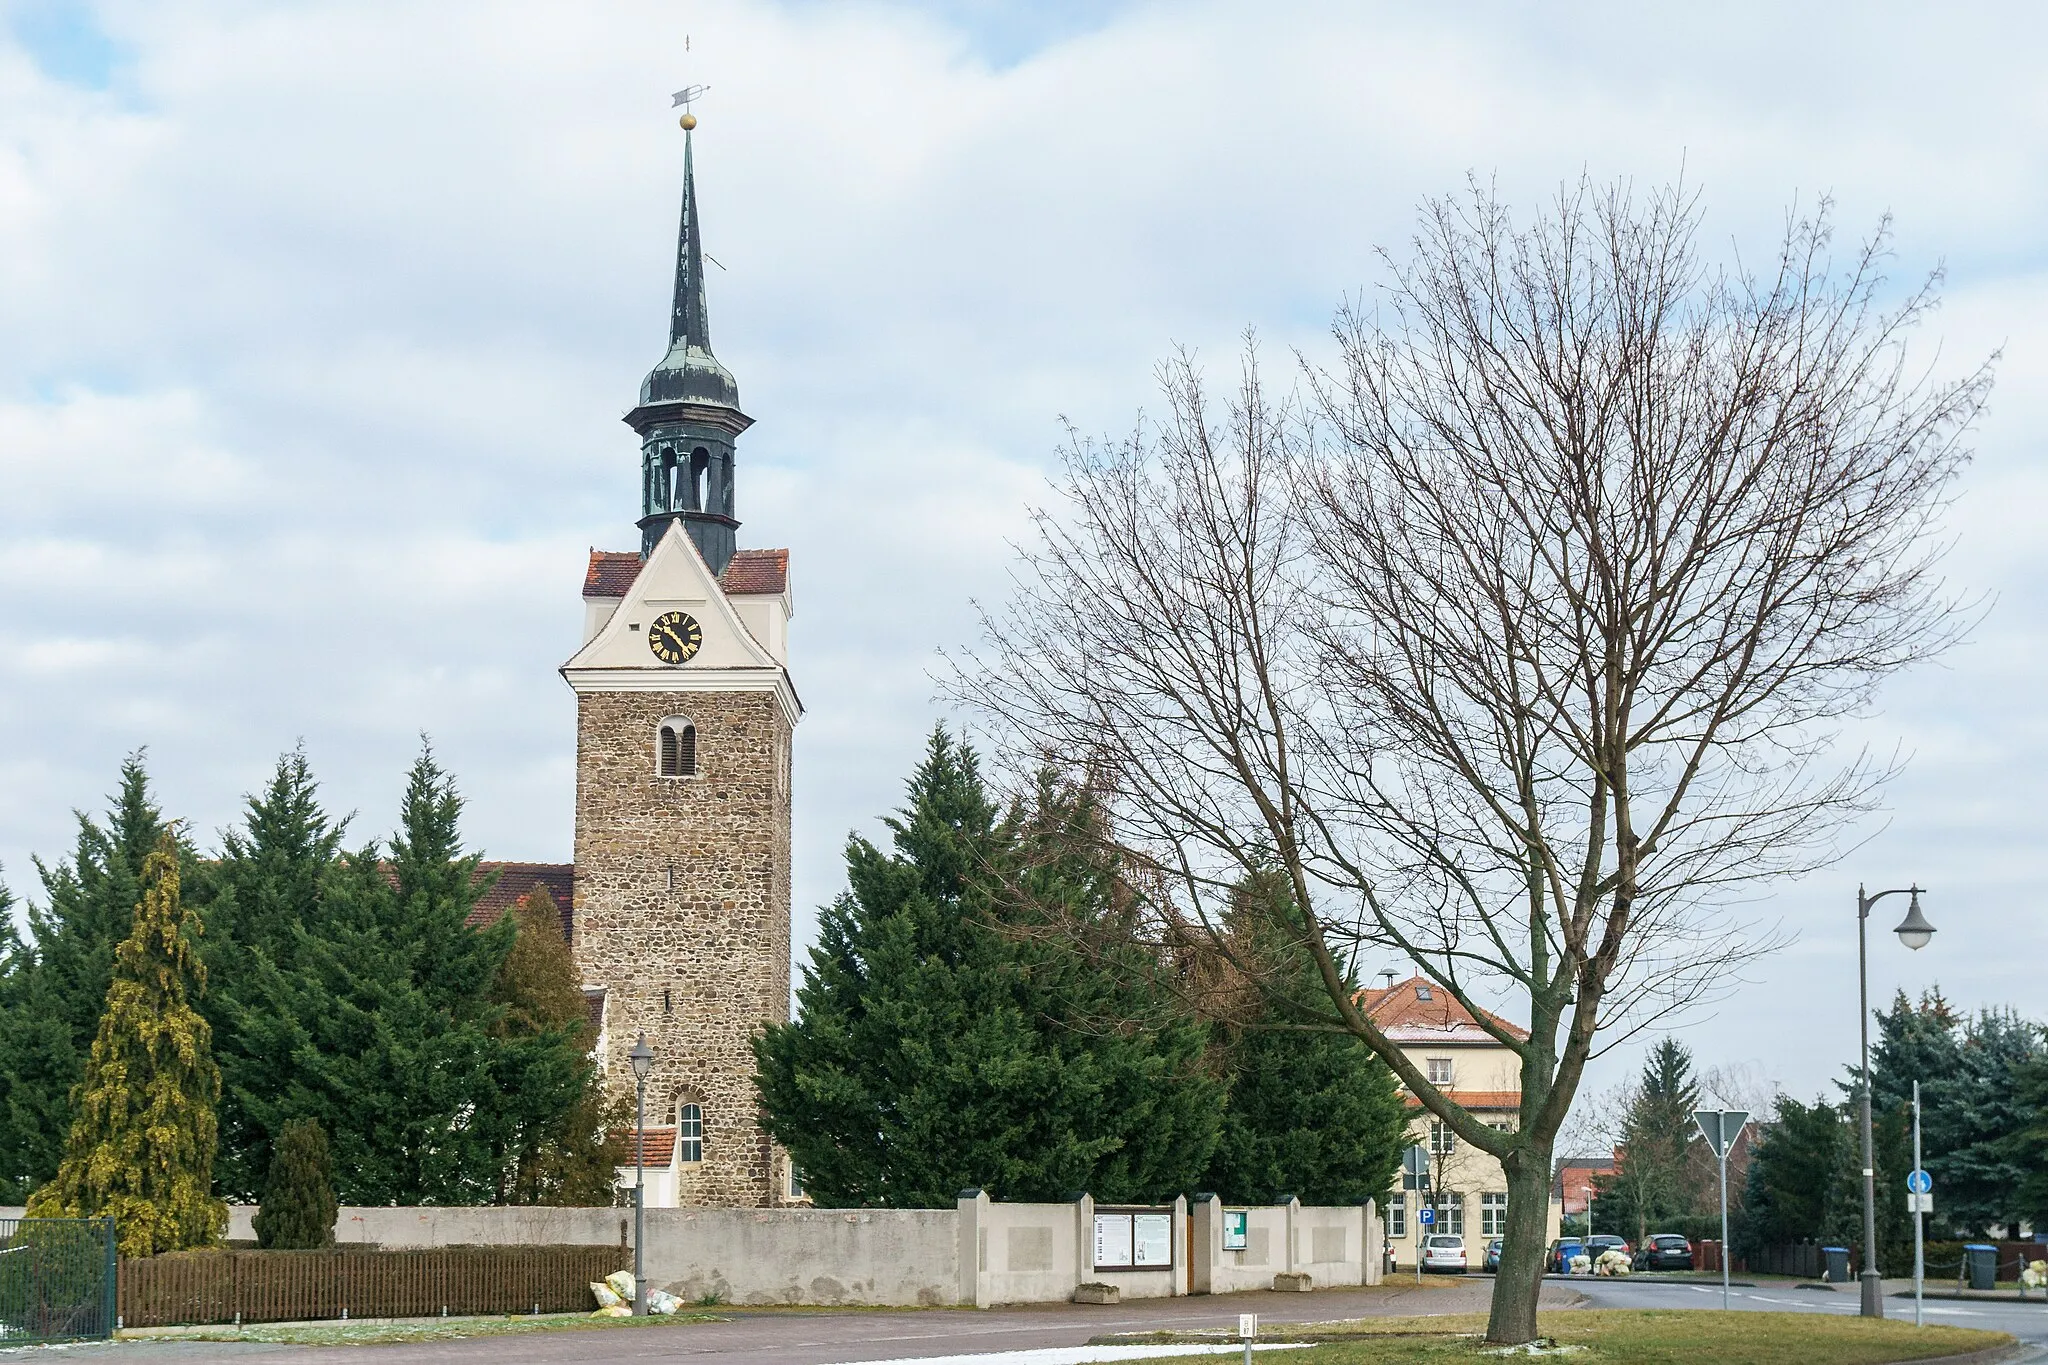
[9,1196,1379,1308]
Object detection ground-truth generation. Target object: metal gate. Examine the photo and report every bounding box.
[0,1216,117,1344]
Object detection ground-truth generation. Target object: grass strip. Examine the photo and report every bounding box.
[1097,1308,2010,1364]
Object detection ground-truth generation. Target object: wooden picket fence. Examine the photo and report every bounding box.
[118,1246,628,1327]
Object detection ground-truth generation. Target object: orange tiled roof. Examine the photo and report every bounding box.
[1358,975,1529,1044]
[617,1126,675,1166]
[721,548,788,596]
[1402,1089,1521,1112]
[582,547,789,599]
[584,551,641,598]
[467,862,574,941]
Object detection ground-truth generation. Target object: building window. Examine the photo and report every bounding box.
[1429,1120,1456,1156]
[1387,1192,1406,1239]
[1426,1057,1454,1087]
[1489,1118,1515,1133]
[1438,1193,1464,1236]
[677,1103,703,1163]
[1481,1193,1508,1238]
[658,719,697,778]
[788,1164,803,1199]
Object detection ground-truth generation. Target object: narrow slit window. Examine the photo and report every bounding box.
[677,1103,703,1164]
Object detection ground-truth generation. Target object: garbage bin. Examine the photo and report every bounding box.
[1965,1244,1998,1291]
[1822,1246,1851,1284]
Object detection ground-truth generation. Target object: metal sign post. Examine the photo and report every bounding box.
[1910,1082,1929,1328]
[1693,1109,1749,1311]
[1238,1312,1257,1365]
[1416,1206,1434,1283]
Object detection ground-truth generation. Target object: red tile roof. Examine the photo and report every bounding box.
[468,862,575,941]
[585,551,642,598]
[721,548,788,596]
[1401,1089,1522,1112]
[1358,975,1529,1044]
[616,1126,675,1167]
[582,547,789,599]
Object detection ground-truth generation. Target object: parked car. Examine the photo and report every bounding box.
[1483,1238,1503,1272]
[1586,1234,1632,1261]
[1547,1237,1588,1273]
[1421,1234,1468,1274]
[1633,1233,1695,1271]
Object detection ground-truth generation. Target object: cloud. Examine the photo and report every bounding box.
[2,0,2045,1101]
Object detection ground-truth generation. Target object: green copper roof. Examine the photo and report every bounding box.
[640,128,740,411]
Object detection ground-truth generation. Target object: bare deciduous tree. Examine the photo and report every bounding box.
[953,178,1988,1343]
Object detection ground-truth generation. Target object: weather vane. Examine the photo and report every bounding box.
[672,83,708,131]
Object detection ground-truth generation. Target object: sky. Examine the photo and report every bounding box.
[3,0,2045,1114]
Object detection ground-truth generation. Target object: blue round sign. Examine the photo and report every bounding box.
[1418,1208,1436,1225]
[1907,1169,1932,1194]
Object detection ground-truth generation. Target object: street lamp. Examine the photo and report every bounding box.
[1855,885,1931,1320]
[629,1033,655,1318]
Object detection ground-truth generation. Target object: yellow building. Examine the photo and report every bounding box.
[1361,976,1563,1269]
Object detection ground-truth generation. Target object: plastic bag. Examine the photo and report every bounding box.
[590,1281,623,1309]
[646,1288,682,1315]
[605,1270,637,1300]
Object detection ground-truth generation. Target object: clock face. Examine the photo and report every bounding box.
[648,610,703,665]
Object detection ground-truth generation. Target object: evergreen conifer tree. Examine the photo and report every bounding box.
[1201,868,1405,1205]
[755,728,1222,1207]
[1738,1095,1842,1253]
[196,749,349,1199]
[274,746,514,1204]
[27,832,226,1256]
[252,1117,337,1249]
[1592,1040,1702,1243]
[484,890,623,1205]
[0,756,170,1196]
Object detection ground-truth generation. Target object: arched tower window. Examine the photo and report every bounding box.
[657,717,697,778]
[689,447,710,512]
[677,1102,704,1164]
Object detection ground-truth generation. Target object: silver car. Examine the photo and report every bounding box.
[1422,1233,1468,1274]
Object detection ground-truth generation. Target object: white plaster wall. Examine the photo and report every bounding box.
[971,1200,1079,1306]
[640,1206,958,1306]
[1292,1205,1366,1286]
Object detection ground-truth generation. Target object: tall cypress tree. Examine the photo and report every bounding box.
[755,728,1221,1207]
[27,832,226,1256]
[1202,869,1406,1205]
[197,749,349,1199]
[276,746,514,1205]
[253,1118,337,1250]
[0,755,171,1199]
[1738,1094,1843,1253]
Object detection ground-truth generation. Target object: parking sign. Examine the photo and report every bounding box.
[1418,1207,1435,1226]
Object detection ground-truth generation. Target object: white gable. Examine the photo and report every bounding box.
[560,523,799,721]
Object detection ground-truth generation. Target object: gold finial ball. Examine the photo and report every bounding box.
[679,112,697,131]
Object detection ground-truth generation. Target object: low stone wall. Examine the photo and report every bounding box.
[645,1206,959,1306]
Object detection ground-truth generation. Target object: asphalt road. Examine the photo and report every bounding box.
[10,1280,1556,1365]
[13,1276,2041,1364]
[1569,1274,2048,1350]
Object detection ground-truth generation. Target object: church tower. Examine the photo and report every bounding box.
[561,109,797,1207]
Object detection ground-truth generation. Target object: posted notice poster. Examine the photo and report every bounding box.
[1133,1213,1173,1266]
[1093,1212,1135,1270]
[1222,1209,1249,1251]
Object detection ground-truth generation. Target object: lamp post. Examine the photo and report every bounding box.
[629,1033,655,1318]
[1855,885,1933,1319]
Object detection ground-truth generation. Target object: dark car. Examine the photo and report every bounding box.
[1633,1233,1695,1271]
[1585,1234,1632,1263]
[1484,1238,1503,1272]
[1547,1238,1588,1273]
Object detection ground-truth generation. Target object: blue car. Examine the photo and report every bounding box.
[1484,1238,1503,1272]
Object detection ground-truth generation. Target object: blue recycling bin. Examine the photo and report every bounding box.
[1964,1244,1998,1291]
[1822,1246,1851,1283]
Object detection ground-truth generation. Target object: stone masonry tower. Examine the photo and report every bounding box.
[561,109,797,1207]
